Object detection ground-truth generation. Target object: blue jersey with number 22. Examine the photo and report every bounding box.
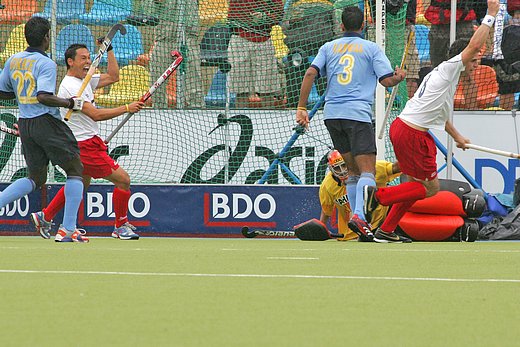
[311,32,394,123]
[0,48,60,119]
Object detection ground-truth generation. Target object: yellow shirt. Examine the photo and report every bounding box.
[319,160,401,240]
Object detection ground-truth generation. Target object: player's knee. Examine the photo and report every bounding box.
[424,180,440,197]
[60,156,84,178]
[117,176,131,190]
[346,175,360,185]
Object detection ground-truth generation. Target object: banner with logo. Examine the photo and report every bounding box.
[0,184,323,237]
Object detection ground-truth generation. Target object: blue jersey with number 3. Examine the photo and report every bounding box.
[311,32,394,123]
[0,48,60,119]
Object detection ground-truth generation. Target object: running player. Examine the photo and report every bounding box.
[363,0,500,243]
[0,17,87,242]
[296,6,405,241]
[30,43,144,240]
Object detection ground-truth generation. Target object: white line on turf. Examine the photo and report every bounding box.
[222,248,520,254]
[0,269,519,283]
[267,257,319,260]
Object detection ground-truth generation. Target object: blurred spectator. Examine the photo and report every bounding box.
[227,0,284,108]
[425,0,487,68]
[405,0,421,98]
[492,3,520,110]
[282,0,337,108]
[150,0,205,108]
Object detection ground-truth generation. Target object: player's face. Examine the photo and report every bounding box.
[463,56,479,75]
[70,48,91,79]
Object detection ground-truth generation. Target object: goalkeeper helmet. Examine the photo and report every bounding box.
[327,150,349,181]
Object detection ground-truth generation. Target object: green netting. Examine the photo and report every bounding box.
[0,0,503,184]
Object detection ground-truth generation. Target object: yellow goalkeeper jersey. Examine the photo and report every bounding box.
[319,160,400,239]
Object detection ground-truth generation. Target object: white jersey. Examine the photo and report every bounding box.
[399,54,465,131]
[58,74,100,141]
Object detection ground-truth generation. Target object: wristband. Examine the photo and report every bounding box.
[482,15,495,27]
[67,98,74,109]
[297,106,307,111]
[125,104,130,112]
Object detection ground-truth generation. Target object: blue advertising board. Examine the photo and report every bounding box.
[0,184,323,237]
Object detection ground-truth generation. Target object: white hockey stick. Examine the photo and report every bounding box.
[104,51,183,144]
[465,144,520,159]
[377,29,414,140]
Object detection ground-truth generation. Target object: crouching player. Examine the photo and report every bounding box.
[30,43,144,240]
[319,150,402,241]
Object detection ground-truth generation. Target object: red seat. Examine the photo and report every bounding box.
[0,0,38,24]
[454,65,498,109]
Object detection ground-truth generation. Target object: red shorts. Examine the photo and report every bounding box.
[389,118,437,181]
[78,136,119,179]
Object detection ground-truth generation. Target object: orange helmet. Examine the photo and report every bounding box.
[327,150,349,180]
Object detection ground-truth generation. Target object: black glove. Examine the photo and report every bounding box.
[97,37,113,51]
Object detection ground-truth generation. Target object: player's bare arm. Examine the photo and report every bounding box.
[37,93,83,110]
[81,101,144,121]
[97,48,119,88]
[380,66,406,88]
[460,0,500,66]
[295,67,318,128]
[445,120,470,149]
[0,91,15,99]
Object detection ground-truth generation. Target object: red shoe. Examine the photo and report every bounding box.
[348,214,374,241]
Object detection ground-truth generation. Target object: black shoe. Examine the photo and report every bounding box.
[363,185,379,221]
[348,214,374,241]
[373,228,412,243]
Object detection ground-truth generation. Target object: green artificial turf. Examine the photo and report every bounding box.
[0,237,519,347]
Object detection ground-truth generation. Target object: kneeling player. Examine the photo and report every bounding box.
[319,150,402,241]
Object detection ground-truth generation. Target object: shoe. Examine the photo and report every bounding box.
[112,222,139,240]
[55,225,89,243]
[30,211,53,239]
[363,185,379,221]
[71,229,89,243]
[348,214,374,241]
[373,228,412,243]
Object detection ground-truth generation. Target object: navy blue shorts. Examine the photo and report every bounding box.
[18,114,80,176]
[324,119,376,156]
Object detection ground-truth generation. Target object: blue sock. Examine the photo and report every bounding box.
[355,172,376,221]
[62,177,83,232]
[346,175,359,216]
[0,178,35,209]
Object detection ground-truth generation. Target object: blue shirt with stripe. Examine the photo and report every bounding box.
[0,48,60,119]
[311,32,394,123]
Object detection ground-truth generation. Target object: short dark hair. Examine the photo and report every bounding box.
[24,17,50,47]
[448,39,470,60]
[342,6,364,32]
[64,44,88,69]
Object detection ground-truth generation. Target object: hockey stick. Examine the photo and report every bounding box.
[64,23,127,121]
[377,29,414,140]
[104,50,183,144]
[465,144,520,159]
[241,226,296,238]
[0,124,19,136]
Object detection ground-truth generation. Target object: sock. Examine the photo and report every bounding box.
[376,181,427,206]
[354,172,376,221]
[42,186,65,221]
[0,178,35,208]
[113,187,130,228]
[62,177,83,232]
[380,200,416,233]
[346,175,359,215]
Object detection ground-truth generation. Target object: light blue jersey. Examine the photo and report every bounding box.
[311,32,394,123]
[0,48,60,119]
